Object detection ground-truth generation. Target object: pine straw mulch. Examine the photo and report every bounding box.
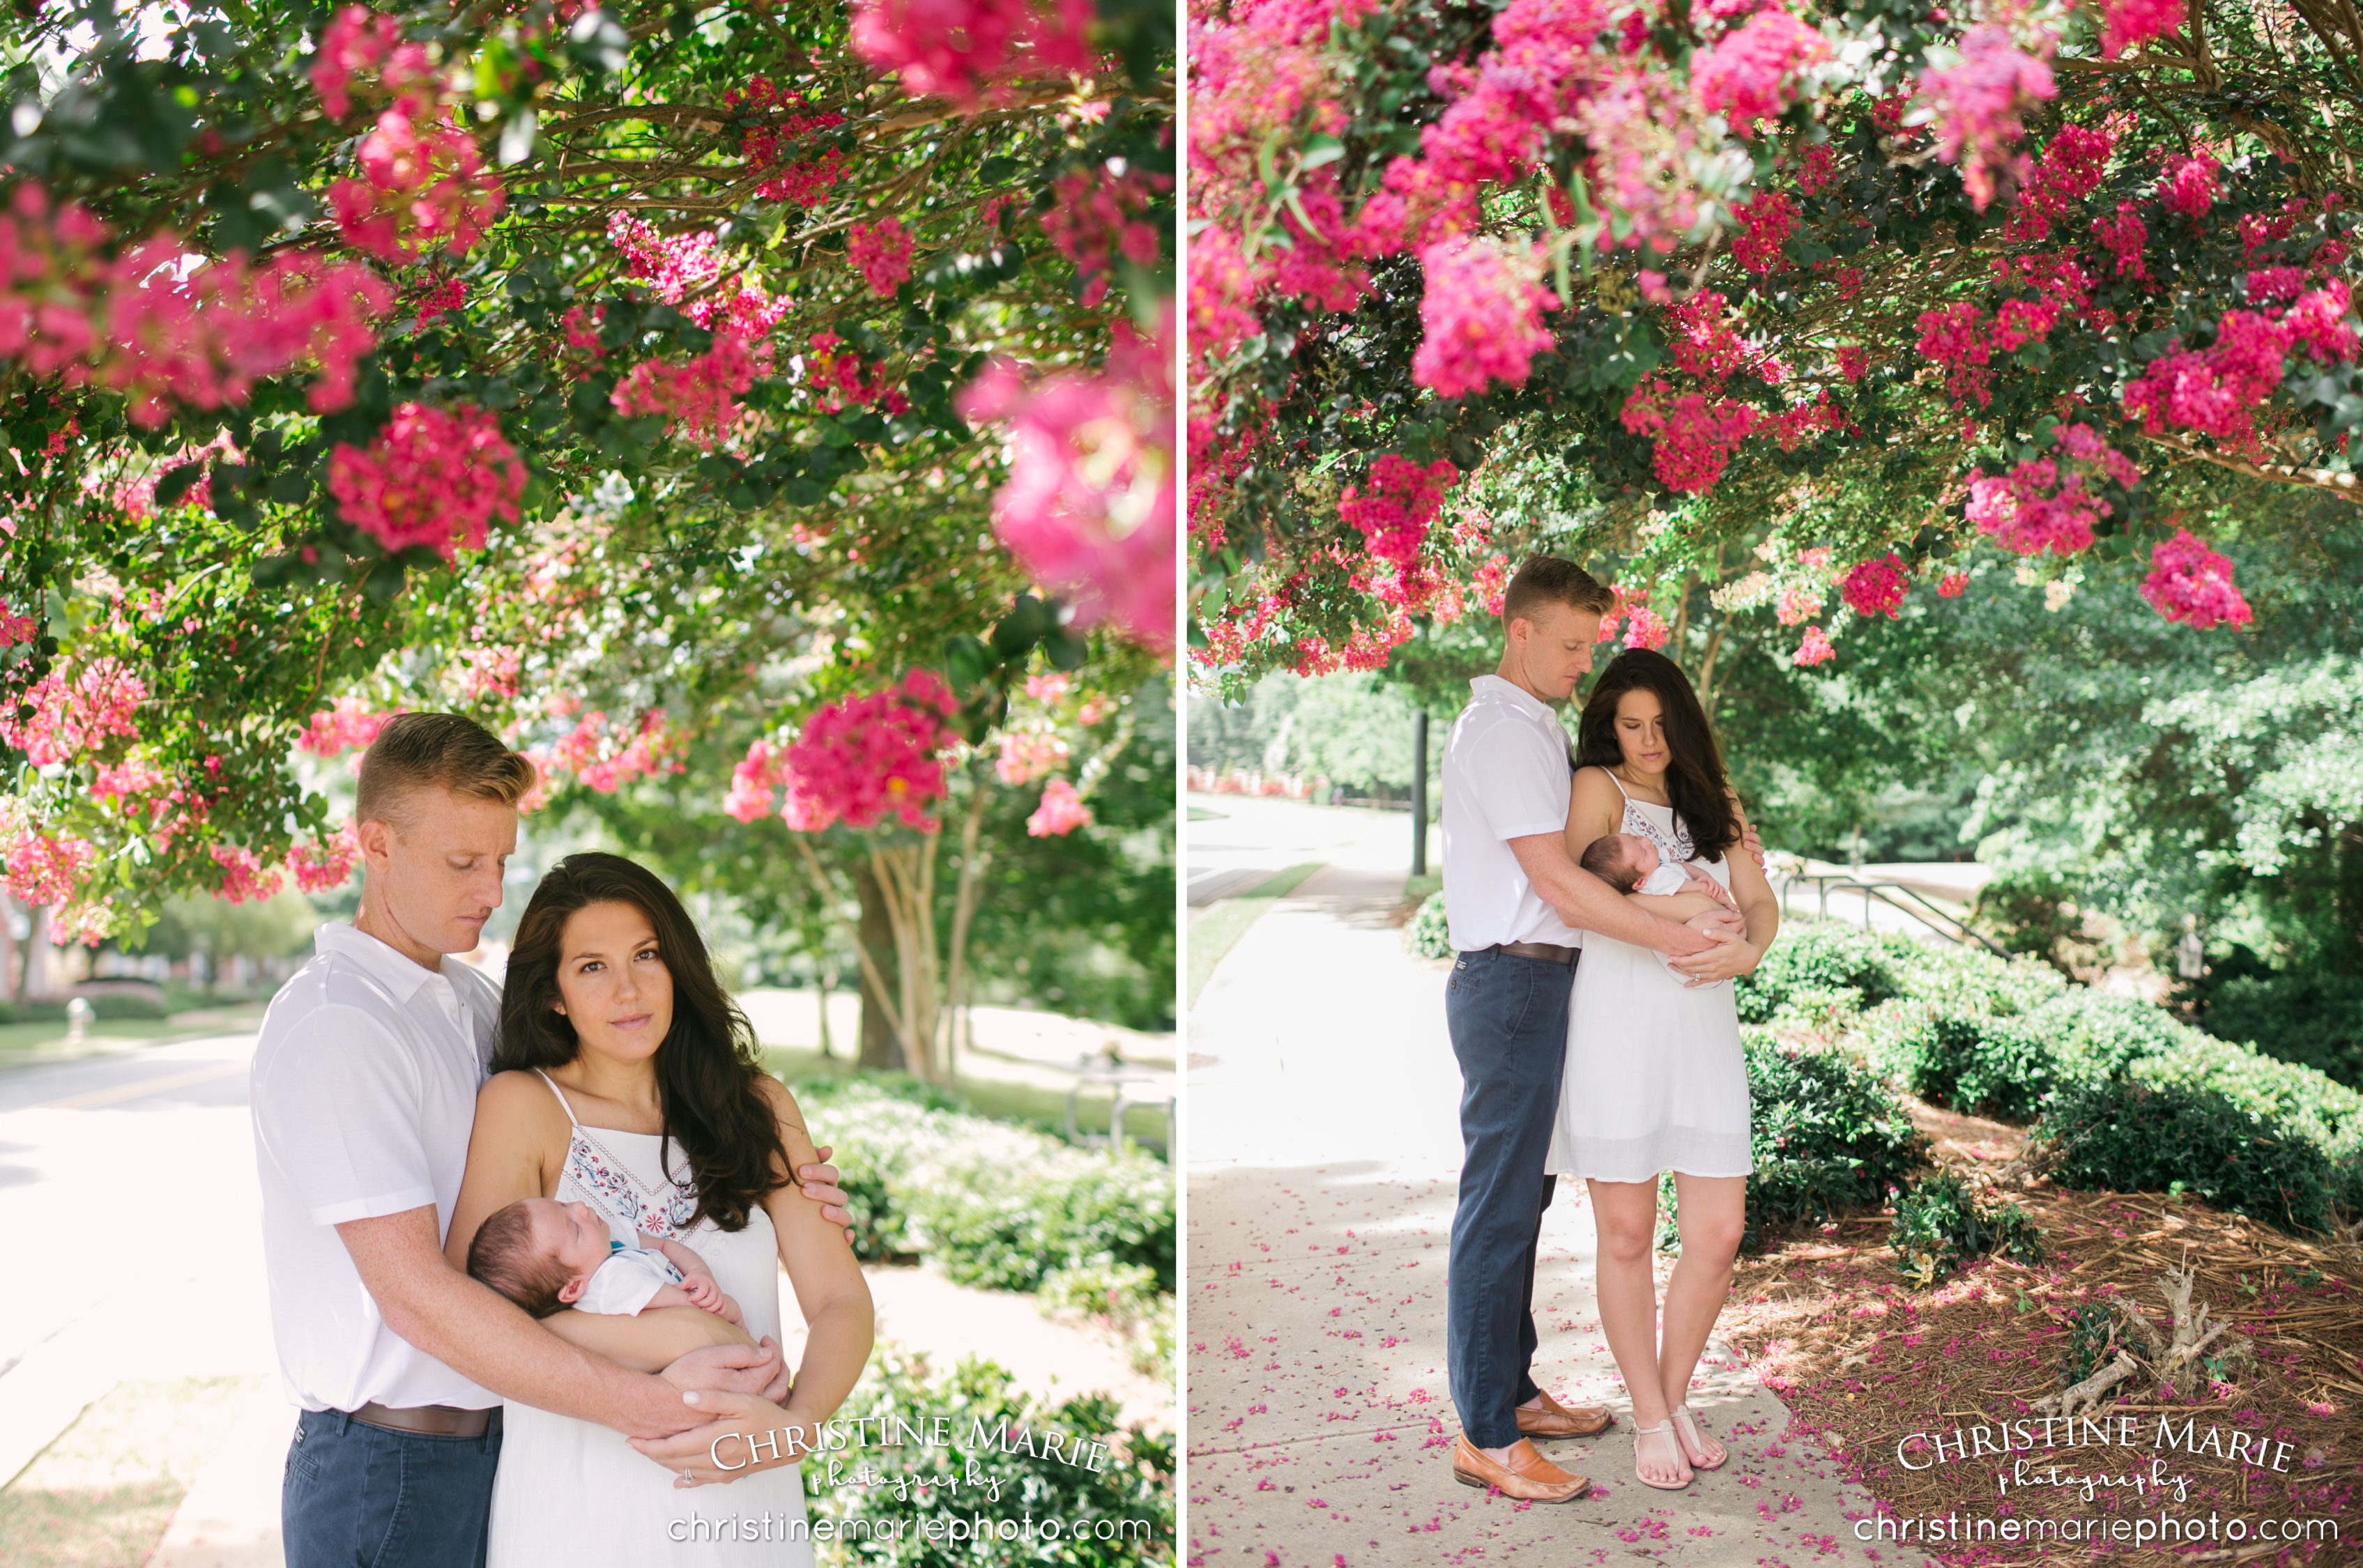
[1716,1098,2363,1568]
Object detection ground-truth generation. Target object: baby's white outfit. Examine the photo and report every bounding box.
[573,1243,684,1316]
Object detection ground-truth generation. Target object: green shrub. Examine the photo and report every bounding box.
[796,1079,1176,1293]
[2194,967,2363,1089]
[1735,923,1905,1024]
[2026,990,2190,1083]
[0,999,68,1024]
[1889,1171,2043,1286]
[801,1347,1175,1567]
[1888,941,2070,1020]
[2035,1077,2337,1236]
[1744,1031,1926,1247]
[1404,890,1452,960]
[1863,1000,2056,1121]
[2123,1034,2363,1161]
[86,993,169,1020]
[1041,1261,1173,1382]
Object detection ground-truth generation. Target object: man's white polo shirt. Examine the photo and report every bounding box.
[250,921,505,1413]
[1441,674,1585,953]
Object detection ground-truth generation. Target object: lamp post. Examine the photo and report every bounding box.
[1412,709,1429,877]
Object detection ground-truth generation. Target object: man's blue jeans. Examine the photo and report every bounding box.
[282,1407,502,1568]
[1444,946,1577,1449]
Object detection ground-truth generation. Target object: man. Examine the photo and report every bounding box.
[1439,558,1758,1502]
[252,713,851,1566]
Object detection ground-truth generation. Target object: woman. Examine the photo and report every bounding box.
[447,852,873,1565]
[1545,648,1778,1491]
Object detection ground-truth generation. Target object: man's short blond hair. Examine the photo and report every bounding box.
[1501,557,1618,628]
[355,712,537,830]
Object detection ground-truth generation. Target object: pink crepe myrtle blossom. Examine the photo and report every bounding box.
[725,78,849,206]
[1338,454,1461,568]
[328,402,527,560]
[310,6,437,121]
[461,645,521,701]
[1835,344,1869,382]
[2141,528,2252,629]
[0,600,35,645]
[5,831,93,907]
[1938,571,1970,597]
[724,740,783,824]
[1668,291,1749,382]
[288,823,362,893]
[90,756,167,807]
[2,659,145,765]
[298,696,398,757]
[2160,151,2221,219]
[779,669,964,832]
[1965,424,2140,555]
[1791,624,1835,666]
[328,106,506,265]
[804,332,909,416]
[2121,289,2359,454]
[1619,379,1762,493]
[995,730,1069,785]
[1027,777,1092,837]
[611,335,760,451]
[1775,584,1823,626]
[1840,553,1909,619]
[2093,201,2150,279]
[2101,0,2185,59]
[1623,605,1670,650]
[847,218,916,298]
[1024,672,1071,703]
[1918,23,2056,210]
[1039,163,1170,307]
[1412,236,1559,399]
[1471,554,1512,616]
[413,275,465,332]
[2001,124,2113,243]
[849,0,1096,112]
[210,845,285,905]
[606,217,788,340]
[1730,191,1797,275]
[544,710,683,794]
[956,310,1177,654]
[1692,9,1829,131]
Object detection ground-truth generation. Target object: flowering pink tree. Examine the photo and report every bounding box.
[1188,0,2362,689]
[0,0,1172,961]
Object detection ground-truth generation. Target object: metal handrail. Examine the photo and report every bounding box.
[1777,872,2009,957]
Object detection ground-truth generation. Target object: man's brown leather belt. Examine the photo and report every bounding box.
[349,1401,494,1438]
[1486,941,1575,964]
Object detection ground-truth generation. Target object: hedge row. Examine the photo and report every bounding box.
[791,1076,1177,1294]
[1739,923,2363,1234]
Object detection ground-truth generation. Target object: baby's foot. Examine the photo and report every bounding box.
[1668,1404,1725,1470]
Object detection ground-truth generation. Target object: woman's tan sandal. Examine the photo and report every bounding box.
[1631,1421,1694,1491]
[1668,1404,1726,1470]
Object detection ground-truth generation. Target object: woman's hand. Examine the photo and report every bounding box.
[629,1388,811,1486]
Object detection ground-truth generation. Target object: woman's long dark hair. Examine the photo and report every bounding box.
[493,852,789,1233]
[1575,649,1743,858]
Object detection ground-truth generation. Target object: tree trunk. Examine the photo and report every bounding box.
[854,861,903,1073]
[20,905,46,1000]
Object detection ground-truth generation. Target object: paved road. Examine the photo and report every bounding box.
[0,1030,280,1496]
[1185,794,1432,907]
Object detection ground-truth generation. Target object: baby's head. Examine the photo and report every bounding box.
[1580,832,1660,891]
[466,1197,613,1318]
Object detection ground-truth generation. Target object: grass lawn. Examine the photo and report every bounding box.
[0,1005,270,1069]
[763,1045,1171,1160]
[1184,861,1325,1010]
[1187,806,1224,820]
[1402,871,1440,904]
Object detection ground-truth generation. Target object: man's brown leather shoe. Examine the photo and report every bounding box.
[1516,1390,1613,1438]
[1450,1436,1591,1502]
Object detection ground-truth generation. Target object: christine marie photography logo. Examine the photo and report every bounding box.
[1855,1411,2343,1548]
[667,1414,1158,1548]
[709,1412,1117,1479]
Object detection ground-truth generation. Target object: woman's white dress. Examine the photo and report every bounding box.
[488,1073,813,1567]
[1546,786,1754,1182]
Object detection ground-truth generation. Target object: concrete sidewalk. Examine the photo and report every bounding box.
[1185,852,1897,1567]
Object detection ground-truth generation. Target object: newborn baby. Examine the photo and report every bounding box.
[1580,831,1738,986]
[466,1196,744,1326]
